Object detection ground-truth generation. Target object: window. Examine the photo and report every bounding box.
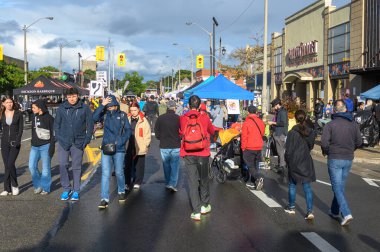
[274,47,282,74]
[328,23,350,64]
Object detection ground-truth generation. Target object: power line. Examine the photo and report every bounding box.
[220,0,257,33]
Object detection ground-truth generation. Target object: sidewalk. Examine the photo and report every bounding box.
[311,136,380,165]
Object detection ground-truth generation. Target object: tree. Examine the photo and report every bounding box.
[220,34,264,80]
[145,80,157,89]
[83,69,96,81]
[0,61,24,94]
[121,71,145,96]
[28,66,58,80]
[174,69,192,82]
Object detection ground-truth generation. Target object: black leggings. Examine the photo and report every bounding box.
[1,143,20,192]
[124,143,146,186]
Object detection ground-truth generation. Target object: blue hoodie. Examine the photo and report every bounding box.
[93,95,132,153]
[54,99,94,151]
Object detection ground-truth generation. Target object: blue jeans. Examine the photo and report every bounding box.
[288,180,313,212]
[29,144,52,192]
[160,148,180,188]
[328,159,353,217]
[101,151,125,201]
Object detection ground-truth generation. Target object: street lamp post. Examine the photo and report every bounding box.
[23,17,54,85]
[59,39,81,77]
[262,0,268,114]
[173,43,194,84]
[186,22,213,76]
[212,17,219,76]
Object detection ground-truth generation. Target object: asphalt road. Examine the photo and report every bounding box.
[1,126,379,251]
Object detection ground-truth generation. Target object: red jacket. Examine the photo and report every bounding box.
[180,110,215,157]
[241,114,265,151]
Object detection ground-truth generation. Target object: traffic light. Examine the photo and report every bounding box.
[196,54,204,69]
[0,44,3,61]
[117,53,126,67]
[96,46,105,61]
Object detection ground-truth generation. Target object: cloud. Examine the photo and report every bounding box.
[42,38,80,49]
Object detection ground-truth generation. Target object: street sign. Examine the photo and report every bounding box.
[96,46,105,61]
[0,44,3,61]
[117,53,126,67]
[96,71,107,87]
[90,81,104,97]
[196,54,204,68]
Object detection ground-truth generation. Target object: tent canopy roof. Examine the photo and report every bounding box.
[360,84,380,100]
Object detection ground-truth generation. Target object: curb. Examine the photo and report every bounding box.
[311,149,379,165]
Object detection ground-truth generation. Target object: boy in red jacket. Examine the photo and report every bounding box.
[241,105,265,190]
[180,95,215,221]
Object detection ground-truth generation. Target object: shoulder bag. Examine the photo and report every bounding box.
[249,117,267,142]
[102,112,126,155]
[35,116,51,140]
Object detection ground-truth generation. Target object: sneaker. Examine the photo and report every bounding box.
[328,210,340,219]
[40,191,49,195]
[255,178,264,191]
[133,184,140,190]
[284,206,296,214]
[118,193,126,202]
[98,200,109,209]
[70,192,79,201]
[11,186,19,196]
[0,191,11,196]
[34,188,42,194]
[201,204,212,215]
[125,184,130,191]
[151,132,155,136]
[305,212,315,220]
[341,215,353,226]
[190,212,201,221]
[60,191,71,201]
[246,181,256,189]
[167,186,178,192]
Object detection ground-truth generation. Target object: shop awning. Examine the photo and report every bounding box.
[283,72,313,83]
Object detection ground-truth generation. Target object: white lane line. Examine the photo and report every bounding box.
[301,232,339,252]
[316,179,331,186]
[362,178,380,187]
[0,137,32,150]
[249,190,281,208]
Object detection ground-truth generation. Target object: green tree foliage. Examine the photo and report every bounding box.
[28,66,58,80]
[145,80,157,89]
[174,69,192,82]
[121,71,145,96]
[0,61,24,94]
[83,69,96,81]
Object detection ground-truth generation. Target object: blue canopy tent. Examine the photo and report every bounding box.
[183,76,215,106]
[360,84,380,100]
[190,74,254,100]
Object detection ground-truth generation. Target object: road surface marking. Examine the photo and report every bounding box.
[362,178,380,187]
[249,190,281,208]
[301,232,339,252]
[316,180,331,186]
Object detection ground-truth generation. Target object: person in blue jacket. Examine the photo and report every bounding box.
[93,95,132,209]
[54,88,94,201]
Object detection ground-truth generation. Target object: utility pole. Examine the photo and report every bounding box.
[107,38,111,92]
[212,17,219,76]
[171,69,174,90]
[262,0,268,114]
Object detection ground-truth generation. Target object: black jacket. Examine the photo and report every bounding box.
[154,110,181,149]
[314,102,324,119]
[274,107,288,136]
[321,112,362,160]
[285,125,316,183]
[143,101,159,117]
[1,110,23,147]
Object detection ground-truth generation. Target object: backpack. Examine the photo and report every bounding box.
[183,114,206,152]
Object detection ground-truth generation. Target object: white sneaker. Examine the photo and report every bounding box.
[341,215,353,226]
[0,191,10,196]
[133,184,140,190]
[34,188,42,194]
[151,132,155,136]
[11,187,19,196]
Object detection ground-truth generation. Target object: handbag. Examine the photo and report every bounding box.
[249,117,268,142]
[35,117,50,140]
[102,112,126,155]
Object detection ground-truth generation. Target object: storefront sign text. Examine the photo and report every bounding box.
[288,40,318,60]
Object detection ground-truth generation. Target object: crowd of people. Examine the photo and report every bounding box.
[0,89,365,225]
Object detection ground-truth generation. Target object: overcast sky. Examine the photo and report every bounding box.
[0,0,349,81]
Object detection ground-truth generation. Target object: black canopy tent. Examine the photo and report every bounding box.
[13,75,89,96]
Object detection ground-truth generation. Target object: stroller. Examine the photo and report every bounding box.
[210,129,242,183]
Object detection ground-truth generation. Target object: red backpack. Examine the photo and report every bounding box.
[183,114,206,152]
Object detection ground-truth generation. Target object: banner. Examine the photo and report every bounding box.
[226,99,240,114]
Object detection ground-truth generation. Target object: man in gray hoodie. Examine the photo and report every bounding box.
[321,99,362,226]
